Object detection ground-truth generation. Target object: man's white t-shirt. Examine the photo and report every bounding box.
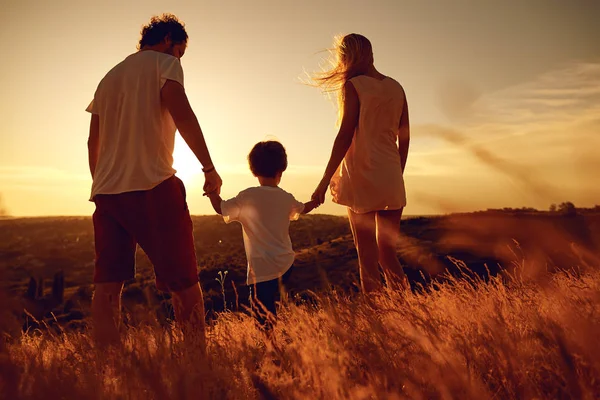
[221,186,305,284]
[86,50,184,200]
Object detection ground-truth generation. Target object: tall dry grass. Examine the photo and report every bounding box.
[1,268,599,400]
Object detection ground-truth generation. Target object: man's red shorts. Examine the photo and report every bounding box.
[92,175,198,292]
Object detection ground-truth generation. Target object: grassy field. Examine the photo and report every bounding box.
[1,211,599,398]
[1,269,599,399]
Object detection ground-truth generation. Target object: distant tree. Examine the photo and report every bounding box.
[0,193,7,217]
[549,204,557,212]
[521,207,537,213]
[558,201,577,216]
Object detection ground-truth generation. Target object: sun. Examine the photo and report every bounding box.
[172,134,202,183]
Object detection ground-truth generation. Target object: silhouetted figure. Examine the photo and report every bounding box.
[25,277,37,300]
[23,271,65,324]
[311,34,410,292]
[205,141,319,329]
[52,270,64,304]
[86,14,222,347]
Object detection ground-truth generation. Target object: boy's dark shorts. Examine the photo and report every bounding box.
[92,175,198,292]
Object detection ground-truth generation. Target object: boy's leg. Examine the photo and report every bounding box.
[279,266,295,303]
[348,208,381,292]
[252,279,278,330]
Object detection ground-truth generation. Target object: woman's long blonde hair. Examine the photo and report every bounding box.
[311,33,374,123]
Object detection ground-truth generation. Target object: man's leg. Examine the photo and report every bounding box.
[376,209,409,290]
[92,199,136,346]
[348,208,381,293]
[132,177,206,343]
[92,282,124,345]
[171,282,205,334]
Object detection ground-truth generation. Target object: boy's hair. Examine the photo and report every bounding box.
[138,13,188,49]
[248,141,288,178]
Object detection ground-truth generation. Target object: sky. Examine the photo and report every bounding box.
[0,0,599,216]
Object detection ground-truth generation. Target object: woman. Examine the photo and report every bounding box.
[311,33,410,292]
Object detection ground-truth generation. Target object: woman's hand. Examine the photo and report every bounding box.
[311,179,330,205]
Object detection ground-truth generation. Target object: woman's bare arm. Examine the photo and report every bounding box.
[312,81,360,203]
[398,95,410,173]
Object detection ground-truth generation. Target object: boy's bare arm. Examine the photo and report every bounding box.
[302,200,320,215]
[206,192,223,215]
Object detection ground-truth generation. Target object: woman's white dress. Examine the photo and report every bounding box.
[330,75,408,214]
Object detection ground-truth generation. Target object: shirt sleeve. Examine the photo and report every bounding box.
[159,56,184,88]
[348,76,361,94]
[221,195,243,224]
[85,99,98,114]
[289,196,305,221]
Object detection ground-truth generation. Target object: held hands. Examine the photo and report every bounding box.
[311,179,329,205]
[203,169,222,196]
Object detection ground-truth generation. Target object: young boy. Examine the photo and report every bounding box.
[205,141,319,327]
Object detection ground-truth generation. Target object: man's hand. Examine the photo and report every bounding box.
[203,169,222,195]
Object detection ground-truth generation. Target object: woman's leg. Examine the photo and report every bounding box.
[376,209,409,289]
[348,208,381,292]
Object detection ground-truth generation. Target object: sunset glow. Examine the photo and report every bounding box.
[1,0,599,216]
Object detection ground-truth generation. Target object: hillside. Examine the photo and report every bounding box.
[1,211,599,330]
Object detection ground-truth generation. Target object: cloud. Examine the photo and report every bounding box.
[473,59,600,126]
[0,166,93,216]
[3,60,599,216]
[408,59,600,212]
[0,166,91,214]
[0,166,89,185]
[416,124,557,199]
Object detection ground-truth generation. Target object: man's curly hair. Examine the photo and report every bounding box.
[138,13,188,50]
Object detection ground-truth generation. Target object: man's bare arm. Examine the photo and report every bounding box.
[161,80,214,169]
[398,96,410,173]
[88,114,100,178]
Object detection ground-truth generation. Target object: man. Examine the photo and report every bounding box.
[86,14,221,344]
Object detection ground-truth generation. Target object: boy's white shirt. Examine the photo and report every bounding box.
[221,186,305,284]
